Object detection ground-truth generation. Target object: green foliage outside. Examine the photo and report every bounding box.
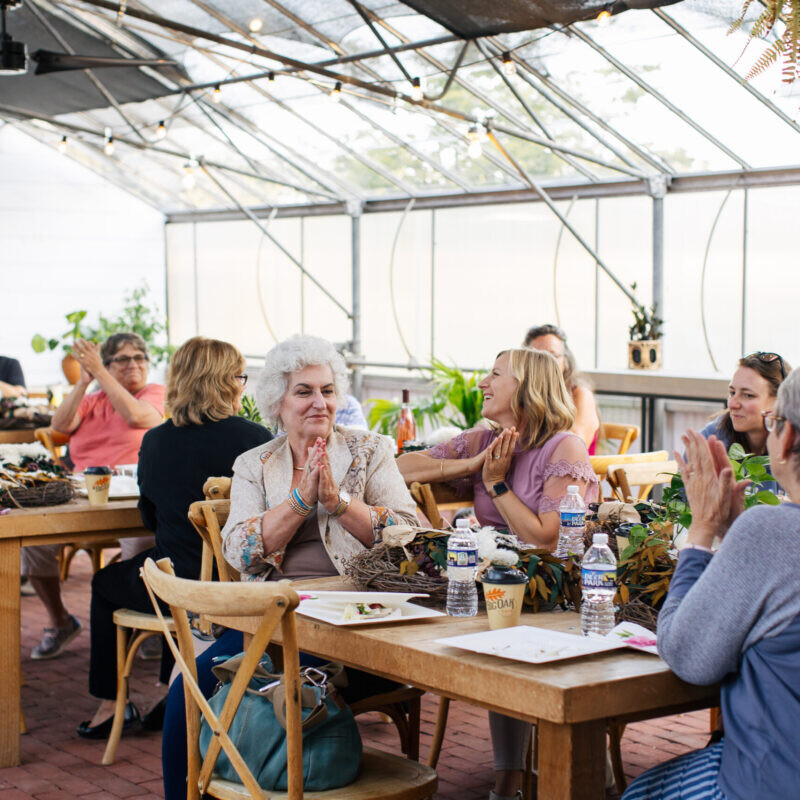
[366,358,486,437]
[31,284,174,366]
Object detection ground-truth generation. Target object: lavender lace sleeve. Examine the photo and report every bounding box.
[538,437,599,513]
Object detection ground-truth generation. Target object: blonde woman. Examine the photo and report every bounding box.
[78,337,271,739]
[398,348,599,800]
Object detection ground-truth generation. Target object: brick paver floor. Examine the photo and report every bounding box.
[2,552,709,799]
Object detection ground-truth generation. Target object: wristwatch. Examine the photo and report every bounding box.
[491,481,509,499]
[331,489,351,518]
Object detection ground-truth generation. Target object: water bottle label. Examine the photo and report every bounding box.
[447,547,478,568]
[560,511,585,528]
[581,565,617,590]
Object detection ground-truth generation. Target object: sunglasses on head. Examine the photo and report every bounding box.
[746,352,786,380]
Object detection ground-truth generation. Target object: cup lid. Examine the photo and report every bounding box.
[84,466,112,475]
[482,565,527,585]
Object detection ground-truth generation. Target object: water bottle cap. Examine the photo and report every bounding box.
[455,519,471,529]
[567,484,579,493]
[592,532,608,545]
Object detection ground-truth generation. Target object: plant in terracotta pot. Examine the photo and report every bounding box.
[31,310,91,384]
[627,283,663,370]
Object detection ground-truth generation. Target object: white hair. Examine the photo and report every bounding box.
[255,335,349,429]
[775,368,800,460]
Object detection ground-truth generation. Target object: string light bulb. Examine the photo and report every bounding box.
[103,135,115,156]
[597,8,612,26]
[410,77,423,101]
[330,81,342,102]
[248,17,263,33]
[57,136,67,154]
[501,52,516,76]
[467,125,483,159]
[212,84,222,103]
[155,120,166,140]
[182,161,196,190]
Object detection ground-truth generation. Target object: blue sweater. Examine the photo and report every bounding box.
[658,504,800,800]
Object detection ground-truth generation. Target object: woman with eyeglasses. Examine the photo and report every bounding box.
[22,333,167,664]
[700,352,790,492]
[77,337,271,739]
[622,367,800,800]
[523,324,600,453]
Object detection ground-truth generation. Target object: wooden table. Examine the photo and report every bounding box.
[213,577,718,800]
[0,429,38,444]
[0,498,147,767]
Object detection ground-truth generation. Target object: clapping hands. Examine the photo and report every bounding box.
[481,427,519,489]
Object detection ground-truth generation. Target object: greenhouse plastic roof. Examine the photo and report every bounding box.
[0,0,798,214]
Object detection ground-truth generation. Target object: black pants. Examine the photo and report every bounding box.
[89,549,173,699]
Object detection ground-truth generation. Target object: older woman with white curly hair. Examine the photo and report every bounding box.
[222,334,417,582]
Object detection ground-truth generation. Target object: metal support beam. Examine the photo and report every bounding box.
[350,201,363,399]
[486,130,639,307]
[200,163,353,319]
[569,25,751,169]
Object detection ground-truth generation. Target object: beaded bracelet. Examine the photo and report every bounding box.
[287,488,313,517]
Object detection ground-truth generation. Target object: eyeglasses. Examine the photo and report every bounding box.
[235,374,248,386]
[108,354,149,366]
[761,410,787,432]
[747,352,786,380]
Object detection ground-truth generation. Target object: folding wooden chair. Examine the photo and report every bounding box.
[599,422,639,455]
[408,481,474,530]
[141,557,437,800]
[607,460,679,503]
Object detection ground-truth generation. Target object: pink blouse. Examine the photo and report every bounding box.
[428,428,598,528]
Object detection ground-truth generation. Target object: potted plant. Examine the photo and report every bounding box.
[31,310,92,384]
[627,283,663,370]
[366,358,486,437]
[31,284,173,383]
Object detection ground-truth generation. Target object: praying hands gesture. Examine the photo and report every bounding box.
[676,430,750,548]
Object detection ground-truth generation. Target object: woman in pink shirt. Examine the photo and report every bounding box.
[23,333,164,661]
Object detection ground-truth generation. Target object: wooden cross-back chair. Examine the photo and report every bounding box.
[607,460,680,503]
[141,557,438,800]
[190,478,427,763]
[408,481,474,531]
[599,422,639,455]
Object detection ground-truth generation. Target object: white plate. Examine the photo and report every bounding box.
[436,625,628,664]
[296,591,443,626]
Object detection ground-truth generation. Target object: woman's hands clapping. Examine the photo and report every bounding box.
[676,430,750,547]
[72,339,103,385]
[481,428,519,491]
[296,437,342,514]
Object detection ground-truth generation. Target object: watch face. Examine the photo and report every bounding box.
[338,489,351,504]
[492,481,509,496]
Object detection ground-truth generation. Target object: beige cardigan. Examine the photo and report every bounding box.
[221,426,418,580]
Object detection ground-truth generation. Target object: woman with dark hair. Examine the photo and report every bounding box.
[77,337,271,738]
[701,352,789,464]
[523,324,600,453]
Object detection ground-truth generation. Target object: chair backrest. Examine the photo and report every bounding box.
[589,450,669,484]
[599,422,639,455]
[607,460,679,503]
[141,557,303,800]
[188,499,236,583]
[35,427,69,465]
[203,476,231,501]
[408,481,474,530]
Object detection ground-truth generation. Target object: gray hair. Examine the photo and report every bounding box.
[775,367,800,463]
[101,332,149,365]
[255,335,349,429]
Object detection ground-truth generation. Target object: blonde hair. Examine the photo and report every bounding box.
[502,348,575,450]
[166,337,245,427]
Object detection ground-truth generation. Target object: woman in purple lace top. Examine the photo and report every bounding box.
[398,348,598,800]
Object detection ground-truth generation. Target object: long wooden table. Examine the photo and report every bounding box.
[0,498,148,767]
[213,577,718,800]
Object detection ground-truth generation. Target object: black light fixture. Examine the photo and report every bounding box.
[0,0,27,76]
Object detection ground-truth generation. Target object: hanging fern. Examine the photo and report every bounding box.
[731,0,800,83]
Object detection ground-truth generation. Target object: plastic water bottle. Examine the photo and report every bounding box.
[581,533,617,636]
[446,519,478,617]
[554,485,586,559]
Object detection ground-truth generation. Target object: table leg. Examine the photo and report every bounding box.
[537,719,605,800]
[0,538,21,767]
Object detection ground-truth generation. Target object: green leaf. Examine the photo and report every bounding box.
[728,442,746,461]
[754,490,780,505]
[31,334,47,353]
[65,310,87,325]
